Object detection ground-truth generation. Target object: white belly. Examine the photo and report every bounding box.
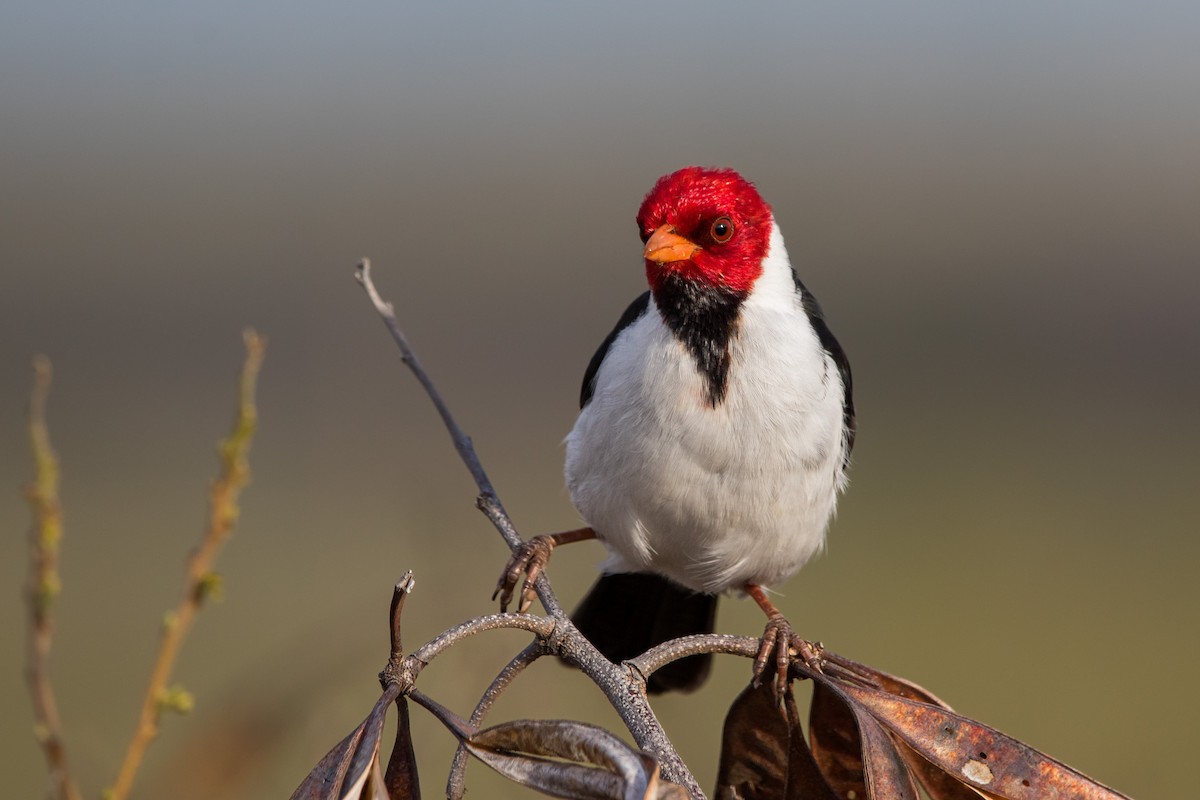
[565,289,848,594]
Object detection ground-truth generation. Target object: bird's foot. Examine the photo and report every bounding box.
[493,535,555,613]
[745,583,824,696]
[753,614,825,695]
[492,527,596,613]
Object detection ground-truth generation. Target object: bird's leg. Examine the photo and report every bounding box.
[493,527,596,613]
[745,583,823,695]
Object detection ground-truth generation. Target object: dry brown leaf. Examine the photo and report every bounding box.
[414,687,682,799]
[809,680,868,799]
[890,733,991,800]
[848,702,919,800]
[823,653,955,709]
[467,719,645,799]
[832,679,1131,800]
[383,696,419,800]
[715,680,837,800]
[290,687,398,800]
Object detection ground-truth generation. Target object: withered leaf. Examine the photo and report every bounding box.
[715,682,788,799]
[467,719,667,800]
[468,719,691,800]
[360,755,392,800]
[715,681,837,800]
[891,734,990,800]
[291,685,399,800]
[848,701,919,800]
[809,680,868,799]
[823,653,955,710]
[833,680,1132,800]
[413,688,682,800]
[820,658,981,798]
[383,696,420,800]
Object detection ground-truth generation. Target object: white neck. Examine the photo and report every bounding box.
[745,219,799,308]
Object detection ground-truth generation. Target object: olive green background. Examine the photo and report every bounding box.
[2,4,1197,798]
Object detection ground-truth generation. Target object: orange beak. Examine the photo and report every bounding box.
[643,225,700,264]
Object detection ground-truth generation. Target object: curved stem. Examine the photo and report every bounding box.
[391,613,555,689]
[629,634,760,680]
[447,642,545,799]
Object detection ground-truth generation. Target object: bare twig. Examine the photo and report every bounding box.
[447,641,547,799]
[108,330,266,800]
[24,357,83,800]
[402,613,556,682]
[354,259,566,618]
[379,571,417,688]
[354,258,500,506]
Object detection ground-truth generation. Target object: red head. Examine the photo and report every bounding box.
[636,167,773,295]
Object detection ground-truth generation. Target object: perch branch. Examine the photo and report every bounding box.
[389,608,779,798]
[629,634,761,681]
[23,356,83,800]
[108,330,266,800]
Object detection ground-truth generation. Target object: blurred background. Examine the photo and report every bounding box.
[2,3,1197,797]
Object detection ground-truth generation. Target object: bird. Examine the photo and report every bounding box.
[495,166,855,693]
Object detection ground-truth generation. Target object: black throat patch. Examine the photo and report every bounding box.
[652,274,747,407]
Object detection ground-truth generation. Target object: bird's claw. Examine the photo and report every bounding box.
[752,614,823,697]
[493,535,557,613]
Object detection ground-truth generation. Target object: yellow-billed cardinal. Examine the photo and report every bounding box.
[496,167,855,693]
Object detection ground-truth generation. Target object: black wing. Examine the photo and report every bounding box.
[793,274,856,460]
[580,291,652,408]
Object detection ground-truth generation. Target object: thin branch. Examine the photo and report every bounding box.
[447,642,547,800]
[108,330,266,800]
[23,356,83,800]
[354,259,495,499]
[469,640,547,722]
[629,634,761,681]
[355,258,565,618]
[396,613,556,688]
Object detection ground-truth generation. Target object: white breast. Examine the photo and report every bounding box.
[565,223,849,594]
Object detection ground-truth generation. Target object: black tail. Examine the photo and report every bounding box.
[571,573,717,694]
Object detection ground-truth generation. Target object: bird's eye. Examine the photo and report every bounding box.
[710,217,735,243]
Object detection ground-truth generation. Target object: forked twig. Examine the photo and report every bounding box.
[108,330,266,800]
